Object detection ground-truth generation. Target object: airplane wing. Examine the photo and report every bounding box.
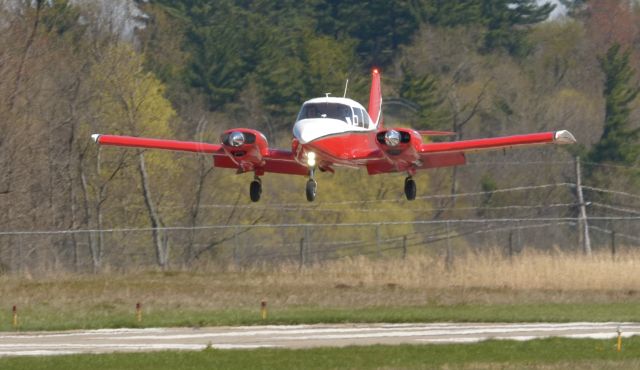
[92,132,308,176]
[92,134,222,153]
[417,130,575,168]
[420,130,575,155]
[367,130,575,174]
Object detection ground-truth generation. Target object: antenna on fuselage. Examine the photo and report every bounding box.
[325,93,331,98]
[343,79,349,98]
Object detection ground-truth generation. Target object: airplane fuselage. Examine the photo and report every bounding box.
[291,97,383,169]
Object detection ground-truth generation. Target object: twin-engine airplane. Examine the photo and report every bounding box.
[92,70,575,202]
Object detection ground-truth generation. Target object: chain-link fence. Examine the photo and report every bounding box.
[1,215,639,274]
[3,157,640,274]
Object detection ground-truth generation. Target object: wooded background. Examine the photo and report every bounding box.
[1,0,640,273]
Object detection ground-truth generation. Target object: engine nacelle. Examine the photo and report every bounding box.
[373,128,424,173]
[217,129,269,173]
[376,129,422,155]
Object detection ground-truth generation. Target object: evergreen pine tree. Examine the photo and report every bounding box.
[589,43,640,165]
[399,68,447,129]
[480,0,555,55]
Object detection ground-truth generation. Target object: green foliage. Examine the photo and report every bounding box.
[480,0,555,55]
[182,0,256,109]
[589,43,640,165]
[420,0,482,26]
[480,173,497,204]
[88,43,179,226]
[398,67,448,129]
[139,5,189,98]
[2,299,640,331]
[147,0,555,115]
[315,0,421,66]
[420,0,555,55]
[560,0,589,17]
[90,44,175,138]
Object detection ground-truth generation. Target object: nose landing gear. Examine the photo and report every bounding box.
[249,176,262,202]
[306,179,317,202]
[306,168,317,202]
[404,176,416,201]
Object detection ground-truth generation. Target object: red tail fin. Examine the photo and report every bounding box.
[368,68,383,129]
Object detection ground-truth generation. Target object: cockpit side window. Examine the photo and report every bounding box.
[362,110,371,128]
[354,108,365,128]
[297,103,354,123]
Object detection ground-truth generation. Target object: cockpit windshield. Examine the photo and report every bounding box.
[297,103,353,123]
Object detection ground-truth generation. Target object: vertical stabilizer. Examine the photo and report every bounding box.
[368,68,383,128]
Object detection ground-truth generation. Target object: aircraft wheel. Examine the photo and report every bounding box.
[305,179,317,202]
[404,177,416,201]
[250,180,262,202]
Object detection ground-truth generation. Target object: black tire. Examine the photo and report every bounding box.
[404,177,416,201]
[250,180,262,202]
[305,180,317,202]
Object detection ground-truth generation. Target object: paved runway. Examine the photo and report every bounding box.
[1,322,639,356]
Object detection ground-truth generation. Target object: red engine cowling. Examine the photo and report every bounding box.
[375,129,423,172]
[214,129,269,174]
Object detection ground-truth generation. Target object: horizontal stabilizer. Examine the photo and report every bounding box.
[418,130,457,136]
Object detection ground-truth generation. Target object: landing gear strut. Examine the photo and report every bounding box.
[306,168,317,202]
[404,176,416,201]
[249,177,262,202]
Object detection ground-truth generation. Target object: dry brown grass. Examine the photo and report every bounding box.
[2,248,640,313]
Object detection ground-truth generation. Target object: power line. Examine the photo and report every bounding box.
[582,161,640,171]
[97,182,577,211]
[0,218,593,237]
[582,186,640,201]
[590,225,640,243]
[183,201,579,214]
[591,202,640,215]
[183,183,577,209]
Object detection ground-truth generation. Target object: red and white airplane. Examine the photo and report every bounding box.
[92,70,575,202]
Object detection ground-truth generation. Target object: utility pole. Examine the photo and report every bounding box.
[575,157,592,255]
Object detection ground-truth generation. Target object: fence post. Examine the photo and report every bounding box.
[575,156,592,255]
[508,230,514,260]
[374,225,380,257]
[516,220,522,253]
[402,235,407,260]
[304,226,310,264]
[445,221,453,270]
[611,230,616,261]
[233,226,239,265]
[299,237,305,270]
[17,234,23,274]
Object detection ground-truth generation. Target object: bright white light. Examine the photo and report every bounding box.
[307,152,316,167]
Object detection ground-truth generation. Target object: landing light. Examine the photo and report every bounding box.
[384,130,401,147]
[307,152,316,167]
[229,131,245,147]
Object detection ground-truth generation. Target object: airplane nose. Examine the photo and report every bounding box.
[293,120,316,144]
[294,118,346,144]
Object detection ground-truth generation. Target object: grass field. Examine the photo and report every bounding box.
[1,250,639,331]
[0,337,639,369]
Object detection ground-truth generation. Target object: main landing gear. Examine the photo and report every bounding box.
[306,168,317,202]
[249,176,262,202]
[404,176,416,201]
